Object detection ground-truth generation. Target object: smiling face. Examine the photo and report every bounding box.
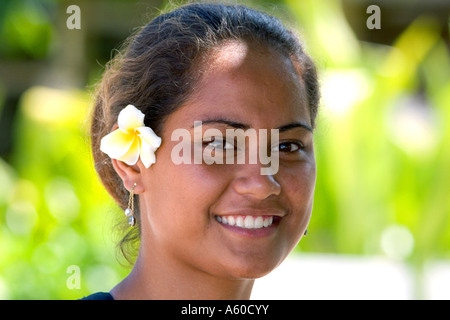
[138,40,316,280]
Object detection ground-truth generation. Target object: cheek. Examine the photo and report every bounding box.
[278,161,316,235]
[142,159,239,273]
[141,164,217,256]
[144,144,230,231]
[281,160,317,203]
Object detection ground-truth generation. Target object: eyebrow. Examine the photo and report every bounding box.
[193,119,313,132]
[277,122,313,133]
[193,119,250,130]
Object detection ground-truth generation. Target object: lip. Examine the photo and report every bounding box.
[216,209,286,218]
[215,216,281,238]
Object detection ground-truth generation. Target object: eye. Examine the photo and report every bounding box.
[203,137,234,150]
[275,141,304,153]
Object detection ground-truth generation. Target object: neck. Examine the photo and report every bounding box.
[110,243,254,300]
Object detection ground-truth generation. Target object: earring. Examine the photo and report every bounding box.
[304,228,308,236]
[124,183,136,227]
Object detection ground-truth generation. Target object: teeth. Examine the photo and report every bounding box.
[254,216,264,228]
[216,215,274,229]
[236,216,244,228]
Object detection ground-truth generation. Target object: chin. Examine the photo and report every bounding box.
[221,253,285,280]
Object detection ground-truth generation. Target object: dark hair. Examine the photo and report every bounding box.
[90,2,320,263]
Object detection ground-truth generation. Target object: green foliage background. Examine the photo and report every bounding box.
[0,0,449,299]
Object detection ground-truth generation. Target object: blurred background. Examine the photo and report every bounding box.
[0,0,449,299]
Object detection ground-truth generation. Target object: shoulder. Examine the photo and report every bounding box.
[79,292,114,300]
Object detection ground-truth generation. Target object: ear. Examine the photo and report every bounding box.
[111,159,145,194]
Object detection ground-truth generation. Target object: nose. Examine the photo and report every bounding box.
[231,164,281,200]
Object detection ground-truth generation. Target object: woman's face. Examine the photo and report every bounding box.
[139,41,316,279]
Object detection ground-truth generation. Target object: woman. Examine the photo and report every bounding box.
[86,2,319,300]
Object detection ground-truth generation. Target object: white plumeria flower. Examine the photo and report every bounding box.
[100,104,162,168]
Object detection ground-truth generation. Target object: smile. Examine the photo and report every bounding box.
[215,215,274,229]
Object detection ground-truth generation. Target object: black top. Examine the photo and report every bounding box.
[79,292,114,300]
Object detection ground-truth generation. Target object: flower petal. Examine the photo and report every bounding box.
[139,138,157,168]
[100,129,135,159]
[116,135,140,165]
[136,126,162,149]
[118,104,145,134]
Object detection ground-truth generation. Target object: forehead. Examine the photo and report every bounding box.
[169,40,310,129]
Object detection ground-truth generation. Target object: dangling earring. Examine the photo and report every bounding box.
[124,183,136,227]
[304,228,308,236]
